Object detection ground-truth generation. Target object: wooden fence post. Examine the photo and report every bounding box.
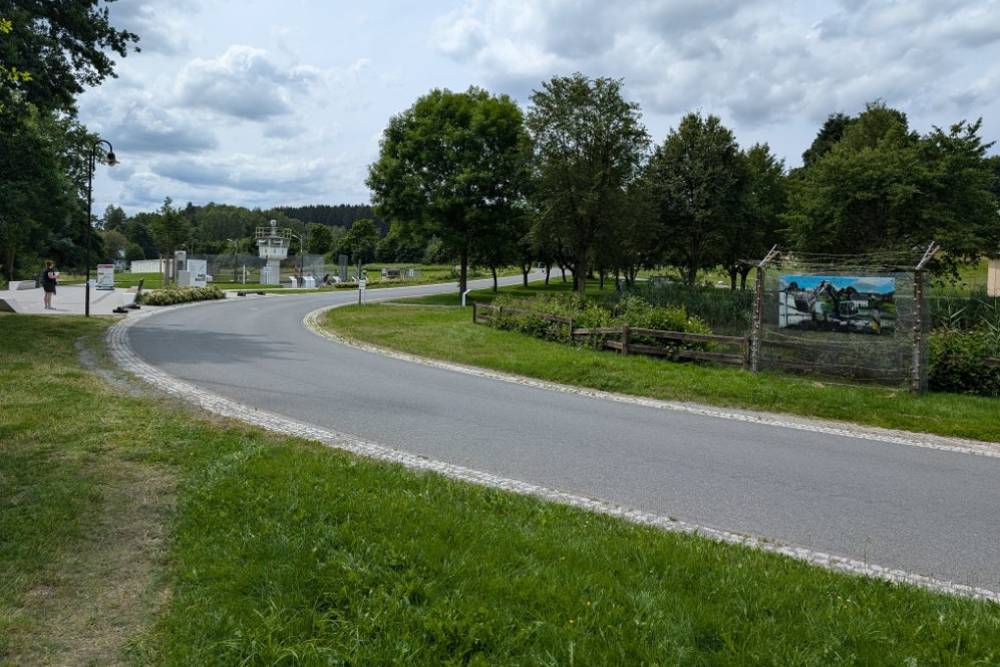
[472,301,477,323]
[621,325,630,355]
[568,317,574,340]
[911,269,928,393]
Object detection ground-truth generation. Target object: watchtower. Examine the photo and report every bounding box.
[255,220,290,285]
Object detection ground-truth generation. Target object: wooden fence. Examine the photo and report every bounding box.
[473,302,749,368]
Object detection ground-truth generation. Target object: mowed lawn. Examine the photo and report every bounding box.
[2,314,999,664]
[325,300,1000,443]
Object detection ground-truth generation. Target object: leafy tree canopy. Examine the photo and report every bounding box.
[0,0,138,115]
[785,102,1000,261]
[368,86,530,293]
[527,73,649,292]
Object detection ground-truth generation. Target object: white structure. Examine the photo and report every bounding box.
[177,258,208,287]
[256,220,291,286]
[96,264,115,290]
[130,258,169,274]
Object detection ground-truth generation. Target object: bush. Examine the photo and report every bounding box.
[487,294,712,353]
[138,286,226,306]
[929,327,1000,396]
[618,283,753,335]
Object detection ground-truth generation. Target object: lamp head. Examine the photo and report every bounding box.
[106,151,118,166]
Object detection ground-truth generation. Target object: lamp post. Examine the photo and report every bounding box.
[85,139,117,317]
[226,238,239,283]
[289,232,304,283]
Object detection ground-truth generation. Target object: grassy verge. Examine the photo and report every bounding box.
[3,314,1000,664]
[324,304,1000,442]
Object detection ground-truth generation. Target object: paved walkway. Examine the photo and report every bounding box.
[0,284,136,315]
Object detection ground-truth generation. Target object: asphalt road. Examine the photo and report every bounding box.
[127,276,1000,590]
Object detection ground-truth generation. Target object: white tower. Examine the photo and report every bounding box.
[255,220,291,285]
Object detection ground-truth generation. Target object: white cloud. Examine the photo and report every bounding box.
[432,0,1000,129]
[175,46,320,120]
[109,0,201,55]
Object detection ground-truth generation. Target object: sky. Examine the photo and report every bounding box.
[79,0,1000,215]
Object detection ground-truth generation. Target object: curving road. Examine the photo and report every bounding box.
[126,276,1000,592]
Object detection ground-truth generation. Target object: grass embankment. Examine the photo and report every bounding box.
[325,294,1000,442]
[3,315,1000,664]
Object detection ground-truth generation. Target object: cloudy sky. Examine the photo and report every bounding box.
[80,0,1000,214]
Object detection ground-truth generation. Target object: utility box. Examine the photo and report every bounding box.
[989,259,1000,297]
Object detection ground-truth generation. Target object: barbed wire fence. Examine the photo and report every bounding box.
[749,244,938,392]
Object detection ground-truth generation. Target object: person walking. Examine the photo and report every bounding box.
[40,260,58,310]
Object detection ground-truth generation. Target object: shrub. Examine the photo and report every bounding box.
[138,286,226,306]
[929,327,1000,396]
[618,283,753,335]
[486,294,712,353]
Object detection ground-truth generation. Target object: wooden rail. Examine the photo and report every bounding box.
[472,302,749,367]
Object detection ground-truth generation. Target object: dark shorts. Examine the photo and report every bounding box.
[43,285,56,294]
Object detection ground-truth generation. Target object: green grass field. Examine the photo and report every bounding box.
[3,314,999,663]
[324,300,1000,442]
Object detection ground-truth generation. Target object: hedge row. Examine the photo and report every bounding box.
[138,286,226,306]
[488,294,712,352]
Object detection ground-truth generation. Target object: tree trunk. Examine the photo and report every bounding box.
[686,258,698,286]
[459,243,468,296]
[598,269,606,290]
[521,263,530,288]
[544,263,551,285]
[560,264,567,283]
[5,245,14,281]
[492,265,498,293]
[575,252,588,294]
[729,265,738,290]
[739,266,751,290]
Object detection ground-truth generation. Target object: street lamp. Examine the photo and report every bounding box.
[85,139,117,317]
[226,238,239,283]
[288,230,304,283]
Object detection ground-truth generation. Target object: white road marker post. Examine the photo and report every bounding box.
[461,288,471,307]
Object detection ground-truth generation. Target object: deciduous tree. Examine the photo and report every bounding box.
[527,74,649,294]
[647,112,745,286]
[368,87,531,294]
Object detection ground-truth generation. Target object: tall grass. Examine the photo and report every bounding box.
[617,283,754,335]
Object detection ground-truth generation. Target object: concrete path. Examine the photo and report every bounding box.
[123,276,1000,593]
[0,284,135,315]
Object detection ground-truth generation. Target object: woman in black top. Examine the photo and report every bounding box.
[41,260,57,310]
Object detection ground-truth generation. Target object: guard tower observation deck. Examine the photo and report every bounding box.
[255,221,291,284]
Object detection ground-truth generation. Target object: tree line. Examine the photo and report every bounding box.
[368,75,1000,294]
